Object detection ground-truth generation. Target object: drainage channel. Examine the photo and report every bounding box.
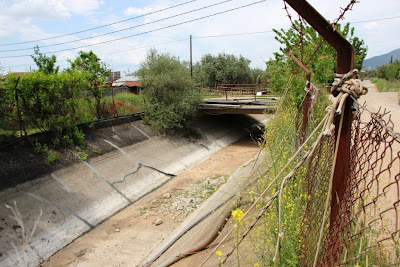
[0,114,270,267]
[41,135,262,267]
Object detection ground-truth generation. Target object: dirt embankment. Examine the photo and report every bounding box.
[0,115,147,189]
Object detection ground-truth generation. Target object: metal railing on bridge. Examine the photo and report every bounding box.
[198,83,273,101]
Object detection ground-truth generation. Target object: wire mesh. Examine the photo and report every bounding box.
[299,134,335,266]
[221,97,400,266]
[318,102,400,266]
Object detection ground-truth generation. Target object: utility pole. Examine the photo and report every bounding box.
[190,35,193,79]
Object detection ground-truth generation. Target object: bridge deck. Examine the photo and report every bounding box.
[200,97,278,115]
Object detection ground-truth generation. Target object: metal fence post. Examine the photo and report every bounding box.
[284,0,355,264]
[285,51,312,144]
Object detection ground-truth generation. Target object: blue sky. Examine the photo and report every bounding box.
[0,0,399,74]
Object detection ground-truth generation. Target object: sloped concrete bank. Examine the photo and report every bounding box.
[0,114,269,267]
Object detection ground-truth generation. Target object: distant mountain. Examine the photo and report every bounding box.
[363,48,400,70]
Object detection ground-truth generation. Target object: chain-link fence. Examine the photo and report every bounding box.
[318,102,400,266]
[204,92,399,267]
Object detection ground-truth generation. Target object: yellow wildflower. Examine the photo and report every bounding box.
[231,209,244,222]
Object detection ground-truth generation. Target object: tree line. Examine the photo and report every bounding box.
[193,53,264,87]
[1,22,367,141]
[368,60,400,81]
[364,60,400,92]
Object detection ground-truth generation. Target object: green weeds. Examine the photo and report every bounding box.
[77,151,88,161]
[232,92,331,266]
[47,149,60,163]
[372,78,400,92]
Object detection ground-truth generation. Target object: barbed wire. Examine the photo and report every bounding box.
[332,0,359,27]
[282,1,301,35]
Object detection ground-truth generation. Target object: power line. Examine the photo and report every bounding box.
[101,38,189,56]
[102,30,277,55]
[3,39,190,68]
[0,0,198,47]
[3,30,277,68]
[350,15,400,24]
[4,14,399,67]
[0,0,269,59]
[3,30,275,68]
[193,30,274,39]
[0,0,232,53]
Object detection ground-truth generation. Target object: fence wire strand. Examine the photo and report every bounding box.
[217,2,399,265]
[317,100,400,266]
[214,95,399,266]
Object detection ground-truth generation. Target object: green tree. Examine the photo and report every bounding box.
[376,60,400,80]
[251,67,266,84]
[265,21,367,106]
[31,46,60,74]
[194,53,253,87]
[137,49,200,133]
[67,50,110,118]
[0,75,12,134]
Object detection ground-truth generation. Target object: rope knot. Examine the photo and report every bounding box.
[331,69,368,99]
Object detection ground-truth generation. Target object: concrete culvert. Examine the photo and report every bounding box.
[0,113,270,267]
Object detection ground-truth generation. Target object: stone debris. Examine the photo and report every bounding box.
[158,175,226,218]
[153,218,163,226]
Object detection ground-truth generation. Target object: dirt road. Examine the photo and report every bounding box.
[42,137,260,267]
[360,80,400,132]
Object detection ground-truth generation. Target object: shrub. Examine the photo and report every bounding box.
[137,49,201,133]
[2,71,88,140]
[77,151,88,161]
[47,149,60,163]
[67,50,110,118]
[372,77,400,92]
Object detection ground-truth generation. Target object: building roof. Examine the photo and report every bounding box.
[3,72,29,79]
[112,75,140,87]
[122,81,141,87]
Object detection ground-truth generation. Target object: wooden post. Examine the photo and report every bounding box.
[14,77,25,137]
[190,35,193,79]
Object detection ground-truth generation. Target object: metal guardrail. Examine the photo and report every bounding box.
[197,84,273,101]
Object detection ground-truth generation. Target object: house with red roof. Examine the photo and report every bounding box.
[112,75,142,94]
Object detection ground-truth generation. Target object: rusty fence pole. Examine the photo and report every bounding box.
[284,0,354,265]
[285,51,312,144]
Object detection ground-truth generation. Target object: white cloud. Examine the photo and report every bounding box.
[6,0,70,20]
[64,0,104,16]
[124,6,156,16]
[0,0,104,55]
[3,0,103,20]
